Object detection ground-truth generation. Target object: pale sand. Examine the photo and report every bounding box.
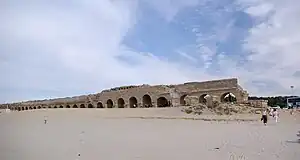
[0,108,299,160]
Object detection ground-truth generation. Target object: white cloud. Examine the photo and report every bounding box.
[238,0,300,96]
[143,0,203,21]
[0,0,212,103]
[176,50,198,63]
[1,0,300,103]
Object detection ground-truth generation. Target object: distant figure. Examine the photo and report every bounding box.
[273,109,279,123]
[290,107,294,115]
[44,116,48,124]
[269,108,274,117]
[261,109,268,126]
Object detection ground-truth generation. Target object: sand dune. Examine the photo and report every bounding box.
[1,108,299,160]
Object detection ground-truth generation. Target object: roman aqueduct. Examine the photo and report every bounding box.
[1,78,249,111]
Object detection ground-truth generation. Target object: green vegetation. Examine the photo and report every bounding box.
[249,96,297,108]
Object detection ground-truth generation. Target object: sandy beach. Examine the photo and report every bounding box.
[1,108,299,160]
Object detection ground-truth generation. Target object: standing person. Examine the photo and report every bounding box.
[270,108,274,117]
[44,115,48,124]
[290,106,294,115]
[273,109,279,123]
[261,109,268,126]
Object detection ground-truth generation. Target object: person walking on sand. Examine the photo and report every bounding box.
[261,109,268,126]
[44,116,48,124]
[273,109,279,123]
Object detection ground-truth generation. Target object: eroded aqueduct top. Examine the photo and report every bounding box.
[0,78,248,109]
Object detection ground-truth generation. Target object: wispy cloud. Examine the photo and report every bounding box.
[0,0,300,103]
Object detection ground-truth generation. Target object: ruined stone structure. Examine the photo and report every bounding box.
[2,78,248,111]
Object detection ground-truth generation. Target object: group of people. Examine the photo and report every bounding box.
[261,108,279,125]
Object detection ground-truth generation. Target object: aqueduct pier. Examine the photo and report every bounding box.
[1,78,248,111]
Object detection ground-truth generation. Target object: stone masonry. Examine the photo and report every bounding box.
[1,78,249,111]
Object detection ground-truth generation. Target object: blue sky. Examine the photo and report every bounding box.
[1,0,300,103]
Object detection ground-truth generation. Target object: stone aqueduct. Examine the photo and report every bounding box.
[1,78,249,111]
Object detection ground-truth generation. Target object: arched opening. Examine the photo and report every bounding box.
[97,102,104,108]
[59,105,63,108]
[22,107,24,110]
[199,94,212,104]
[66,105,71,108]
[142,94,152,108]
[18,108,21,111]
[88,104,94,108]
[221,92,236,103]
[38,106,41,109]
[117,98,125,108]
[80,104,85,108]
[73,104,78,108]
[107,99,113,108]
[29,107,33,110]
[33,106,36,109]
[54,106,57,108]
[25,107,28,110]
[48,106,52,109]
[157,97,170,107]
[129,97,138,108]
[180,95,187,105]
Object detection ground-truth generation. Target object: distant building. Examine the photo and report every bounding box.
[287,97,300,108]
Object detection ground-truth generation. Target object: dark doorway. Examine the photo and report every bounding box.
[107,99,113,108]
[88,104,94,108]
[117,98,125,108]
[157,97,170,107]
[180,95,187,105]
[129,97,138,108]
[97,102,104,108]
[142,94,152,108]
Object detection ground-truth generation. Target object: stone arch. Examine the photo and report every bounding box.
[180,95,187,105]
[157,97,170,107]
[80,104,85,108]
[129,97,138,108]
[107,99,113,108]
[33,106,36,109]
[199,94,212,104]
[54,106,57,108]
[221,92,236,103]
[142,94,152,108]
[59,105,63,108]
[18,107,21,111]
[88,104,94,108]
[97,102,104,108]
[22,107,25,110]
[48,106,52,109]
[73,104,78,108]
[25,107,28,110]
[38,106,41,109]
[29,107,33,110]
[117,98,125,108]
[66,105,71,108]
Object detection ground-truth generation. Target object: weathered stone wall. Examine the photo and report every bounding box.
[4,78,249,111]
